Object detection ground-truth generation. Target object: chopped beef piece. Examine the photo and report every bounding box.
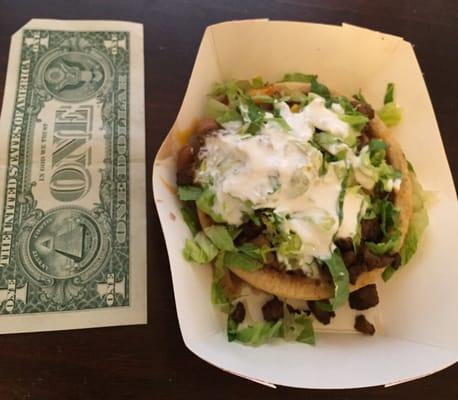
[357,132,370,152]
[362,246,396,270]
[335,237,354,252]
[360,218,383,242]
[176,145,196,185]
[349,284,379,310]
[358,103,375,119]
[354,315,375,335]
[189,118,219,154]
[342,250,357,268]
[259,103,274,111]
[347,263,368,285]
[230,302,246,324]
[391,253,401,269]
[307,300,335,325]
[176,119,219,186]
[194,118,219,136]
[361,122,375,138]
[250,234,270,247]
[319,264,333,284]
[351,101,375,119]
[262,297,284,322]
[286,304,310,315]
[234,221,264,245]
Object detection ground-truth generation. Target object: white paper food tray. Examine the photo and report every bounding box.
[153,20,458,389]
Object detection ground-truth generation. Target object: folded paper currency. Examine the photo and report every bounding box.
[0,19,147,333]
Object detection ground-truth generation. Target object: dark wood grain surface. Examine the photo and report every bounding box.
[0,1,456,399]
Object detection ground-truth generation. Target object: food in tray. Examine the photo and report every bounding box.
[176,73,428,345]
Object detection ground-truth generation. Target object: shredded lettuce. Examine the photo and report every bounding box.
[239,99,265,134]
[250,76,265,88]
[205,97,231,119]
[339,114,368,131]
[232,320,283,346]
[282,306,315,344]
[250,94,274,104]
[211,81,244,108]
[281,73,316,83]
[378,199,398,235]
[355,145,401,191]
[364,197,402,256]
[352,90,368,104]
[368,139,387,166]
[377,102,402,127]
[310,78,331,99]
[237,242,263,260]
[217,110,243,125]
[377,83,402,126]
[204,225,235,251]
[183,232,218,264]
[211,281,231,313]
[177,185,203,201]
[211,253,231,312]
[180,206,200,236]
[382,265,396,281]
[224,251,263,271]
[400,169,429,264]
[323,250,350,310]
[196,188,225,223]
[366,230,401,255]
[384,83,395,104]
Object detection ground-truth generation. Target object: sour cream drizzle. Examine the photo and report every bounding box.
[197,96,366,273]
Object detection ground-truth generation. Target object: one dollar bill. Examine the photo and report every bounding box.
[0,19,146,333]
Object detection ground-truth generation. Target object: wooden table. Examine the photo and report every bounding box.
[0,1,456,399]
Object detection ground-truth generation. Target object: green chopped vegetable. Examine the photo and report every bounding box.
[384,83,395,104]
[180,206,200,235]
[282,306,315,344]
[240,100,265,134]
[366,230,401,255]
[353,90,368,104]
[379,199,398,235]
[196,188,225,223]
[323,250,349,310]
[211,80,244,108]
[234,320,283,346]
[368,139,387,166]
[211,281,231,313]
[339,114,368,131]
[377,102,402,126]
[310,78,331,99]
[224,251,263,271]
[333,95,356,113]
[282,73,317,83]
[178,185,203,201]
[400,169,429,265]
[204,225,235,251]
[377,84,402,126]
[205,97,231,120]
[237,242,262,260]
[250,76,265,88]
[271,117,291,132]
[211,252,232,313]
[382,265,397,281]
[216,110,243,125]
[183,232,218,264]
[227,316,239,342]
